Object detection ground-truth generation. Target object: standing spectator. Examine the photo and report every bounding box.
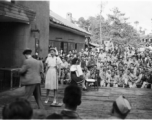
[87,53,96,70]
[19,48,44,109]
[60,57,69,84]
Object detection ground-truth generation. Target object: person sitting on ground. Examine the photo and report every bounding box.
[2,98,33,119]
[117,70,125,87]
[110,95,131,119]
[60,85,81,119]
[99,68,106,87]
[141,71,152,88]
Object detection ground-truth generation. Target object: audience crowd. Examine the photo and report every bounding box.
[4,41,152,119]
[43,43,152,89]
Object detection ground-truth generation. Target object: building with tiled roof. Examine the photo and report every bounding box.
[49,10,91,53]
[0,0,91,68]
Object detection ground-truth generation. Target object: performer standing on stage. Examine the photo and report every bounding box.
[44,48,62,104]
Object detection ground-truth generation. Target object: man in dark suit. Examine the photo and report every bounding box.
[19,48,44,109]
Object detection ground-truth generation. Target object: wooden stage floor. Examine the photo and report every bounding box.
[0,85,152,119]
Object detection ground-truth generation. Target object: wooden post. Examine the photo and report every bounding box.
[10,70,13,90]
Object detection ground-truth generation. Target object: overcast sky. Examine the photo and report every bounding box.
[49,0,152,35]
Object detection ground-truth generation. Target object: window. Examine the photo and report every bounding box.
[54,41,60,51]
[49,40,54,48]
[61,42,64,51]
[75,44,77,50]
[35,38,39,54]
[49,40,61,51]
[68,43,71,51]
[64,42,68,54]
[70,43,75,51]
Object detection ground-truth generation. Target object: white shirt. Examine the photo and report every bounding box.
[46,56,62,67]
[70,65,83,77]
[61,61,69,68]
[99,53,106,61]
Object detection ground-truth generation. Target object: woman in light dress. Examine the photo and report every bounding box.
[44,48,62,104]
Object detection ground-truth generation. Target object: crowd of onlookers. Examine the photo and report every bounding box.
[4,42,152,119]
[2,85,131,119]
[41,43,152,89]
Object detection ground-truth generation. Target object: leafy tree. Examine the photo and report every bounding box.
[76,7,140,46]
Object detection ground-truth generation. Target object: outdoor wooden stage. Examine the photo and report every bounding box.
[0,85,152,119]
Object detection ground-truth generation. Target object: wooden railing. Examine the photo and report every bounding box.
[0,68,20,92]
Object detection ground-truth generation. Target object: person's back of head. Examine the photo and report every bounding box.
[63,85,82,110]
[46,113,63,119]
[2,98,33,119]
[111,96,131,119]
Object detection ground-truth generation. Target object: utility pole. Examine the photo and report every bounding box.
[99,1,107,45]
[100,8,102,44]
[100,2,102,44]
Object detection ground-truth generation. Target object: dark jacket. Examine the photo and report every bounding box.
[81,60,86,69]
[19,57,43,85]
[87,59,96,69]
[60,110,81,119]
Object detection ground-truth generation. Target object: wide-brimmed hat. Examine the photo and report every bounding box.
[115,96,131,115]
[23,48,32,55]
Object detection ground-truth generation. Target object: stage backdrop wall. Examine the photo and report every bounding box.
[0,1,49,68]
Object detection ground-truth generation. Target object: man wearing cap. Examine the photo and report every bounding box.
[110,95,131,119]
[19,48,44,109]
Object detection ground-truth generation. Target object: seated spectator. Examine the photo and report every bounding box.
[2,98,33,119]
[110,96,131,119]
[141,72,152,88]
[46,113,63,119]
[60,85,81,119]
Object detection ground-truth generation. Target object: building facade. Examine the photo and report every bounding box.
[0,1,50,68]
[49,11,91,53]
[0,1,90,68]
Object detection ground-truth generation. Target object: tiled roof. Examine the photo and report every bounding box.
[50,10,91,36]
[0,1,36,24]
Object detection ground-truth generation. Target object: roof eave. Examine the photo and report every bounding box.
[49,21,91,37]
[0,1,36,24]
